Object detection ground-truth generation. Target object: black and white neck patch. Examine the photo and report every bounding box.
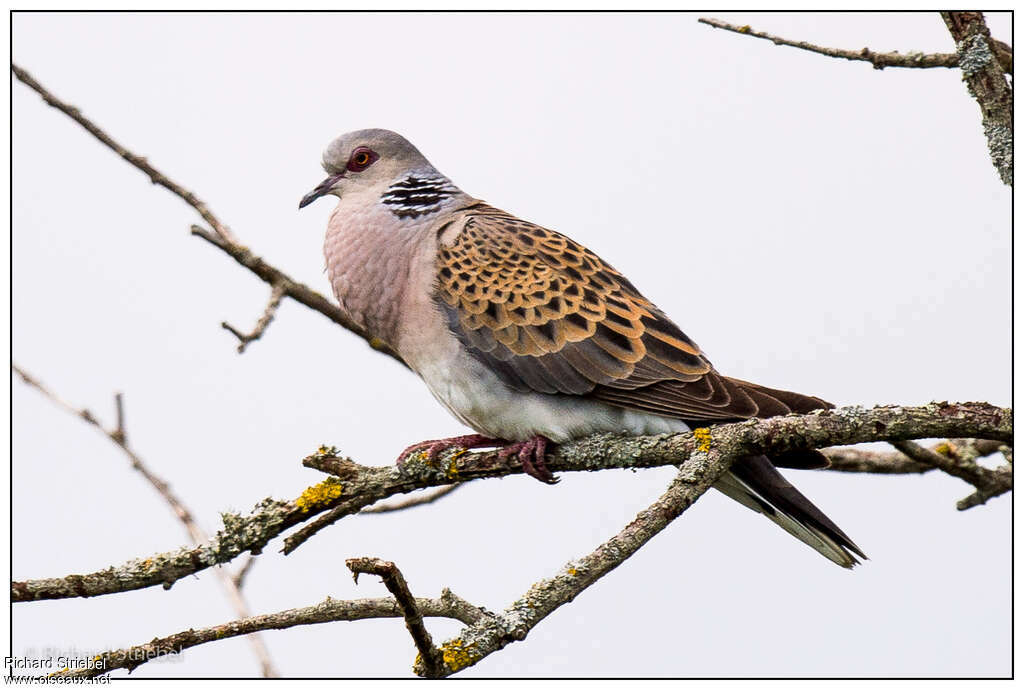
[380,174,458,219]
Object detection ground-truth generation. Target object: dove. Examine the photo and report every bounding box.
[300,128,865,568]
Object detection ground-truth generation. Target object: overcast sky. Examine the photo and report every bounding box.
[11,11,1011,678]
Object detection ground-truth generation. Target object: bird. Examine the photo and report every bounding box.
[300,128,866,568]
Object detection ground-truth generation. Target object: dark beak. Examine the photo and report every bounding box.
[299,172,346,209]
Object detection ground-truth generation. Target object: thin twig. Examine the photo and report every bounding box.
[11,64,238,244]
[12,402,1009,604]
[12,364,279,677]
[52,591,489,678]
[233,555,257,589]
[698,17,966,70]
[941,12,1014,186]
[222,282,287,353]
[361,485,462,514]
[347,558,444,678]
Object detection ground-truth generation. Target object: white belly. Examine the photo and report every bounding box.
[404,325,689,442]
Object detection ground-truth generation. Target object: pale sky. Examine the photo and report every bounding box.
[11,11,1011,678]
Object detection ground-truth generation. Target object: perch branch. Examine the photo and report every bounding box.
[940,12,1013,186]
[697,17,972,71]
[12,403,1011,603]
[347,558,444,678]
[12,364,279,677]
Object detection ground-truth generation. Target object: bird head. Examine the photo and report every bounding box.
[299,129,436,209]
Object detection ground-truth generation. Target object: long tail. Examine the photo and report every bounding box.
[713,454,866,568]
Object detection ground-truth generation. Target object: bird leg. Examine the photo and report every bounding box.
[397,433,558,484]
[397,434,501,465]
[498,435,558,485]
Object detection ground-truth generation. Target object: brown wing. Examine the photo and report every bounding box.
[435,204,830,421]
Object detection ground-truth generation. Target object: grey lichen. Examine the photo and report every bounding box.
[957,34,994,77]
[983,122,1013,184]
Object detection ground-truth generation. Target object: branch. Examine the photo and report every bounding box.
[189,225,403,364]
[52,589,489,678]
[347,558,444,678]
[361,485,462,514]
[13,403,1011,603]
[10,65,238,245]
[12,365,280,677]
[698,17,969,71]
[222,282,287,353]
[11,62,402,364]
[941,12,1013,186]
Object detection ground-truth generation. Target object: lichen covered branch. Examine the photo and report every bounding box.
[347,557,445,678]
[13,403,1011,604]
[940,12,1013,185]
[51,589,488,678]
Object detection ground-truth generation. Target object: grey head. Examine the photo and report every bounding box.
[299,129,460,217]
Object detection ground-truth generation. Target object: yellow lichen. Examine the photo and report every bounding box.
[295,477,345,512]
[567,567,578,576]
[739,25,751,33]
[693,427,712,453]
[440,639,481,672]
[315,444,339,457]
[934,442,952,457]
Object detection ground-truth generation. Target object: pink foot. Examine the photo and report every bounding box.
[397,434,500,466]
[498,435,558,485]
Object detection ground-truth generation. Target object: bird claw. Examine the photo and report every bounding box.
[397,433,558,484]
[498,435,558,484]
[397,434,499,466]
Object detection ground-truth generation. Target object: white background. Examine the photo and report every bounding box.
[11,11,1011,678]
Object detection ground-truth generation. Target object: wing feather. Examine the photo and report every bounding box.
[435,204,830,420]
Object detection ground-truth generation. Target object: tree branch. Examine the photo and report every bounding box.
[12,403,1011,603]
[51,589,489,678]
[698,17,971,71]
[12,364,280,677]
[11,62,403,364]
[10,65,238,245]
[222,282,287,353]
[941,12,1013,186]
[347,558,444,678]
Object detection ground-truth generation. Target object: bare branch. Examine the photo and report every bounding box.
[347,558,444,678]
[52,591,488,678]
[232,555,257,589]
[698,17,967,70]
[12,364,279,677]
[222,282,287,353]
[11,64,238,244]
[190,225,404,364]
[362,485,462,514]
[13,402,1011,603]
[941,12,1013,185]
[11,62,402,365]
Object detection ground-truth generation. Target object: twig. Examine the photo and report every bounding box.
[285,485,460,555]
[347,558,444,678]
[12,402,1011,603]
[941,12,1013,186]
[361,485,462,514]
[52,590,488,678]
[11,65,238,244]
[12,364,279,677]
[222,282,287,353]
[233,555,257,589]
[10,62,402,364]
[190,225,404,364]
[698,17,966,71]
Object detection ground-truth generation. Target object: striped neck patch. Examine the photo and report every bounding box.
[380,174,458,219]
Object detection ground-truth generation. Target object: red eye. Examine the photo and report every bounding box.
[347,147,378,172]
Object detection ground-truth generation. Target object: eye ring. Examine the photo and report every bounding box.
[347,147,379,172]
